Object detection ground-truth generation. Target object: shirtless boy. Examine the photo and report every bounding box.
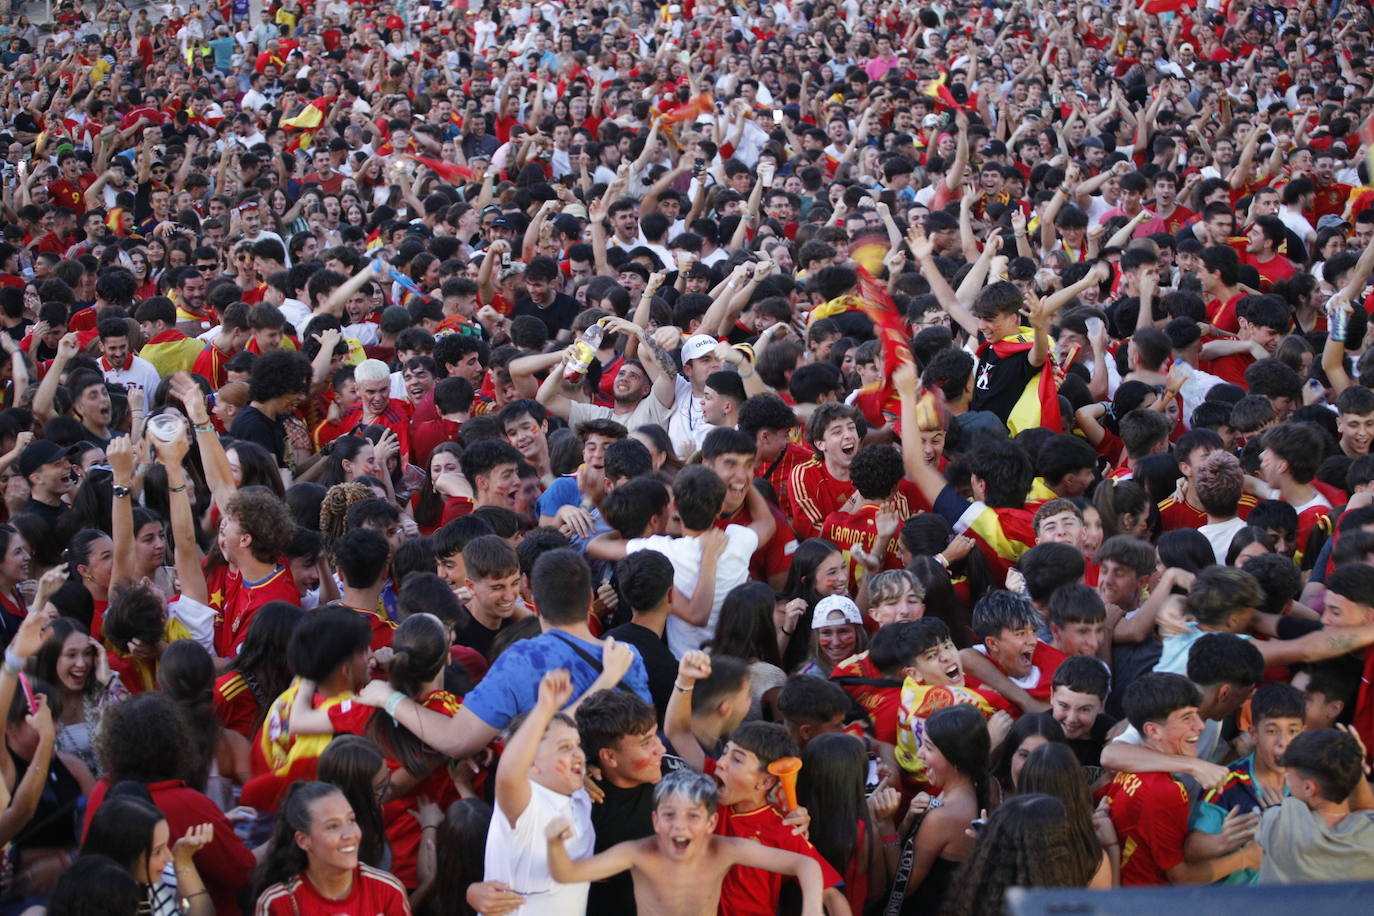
[544,769,825,916]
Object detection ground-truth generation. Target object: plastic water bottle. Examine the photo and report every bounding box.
[564,321,605,384]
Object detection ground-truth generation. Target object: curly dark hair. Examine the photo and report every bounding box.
[246,348,311,403]
[97,692,189,784]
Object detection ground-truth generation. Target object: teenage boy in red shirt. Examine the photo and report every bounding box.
[1106,672,1260,885]
[960,591,1067,713]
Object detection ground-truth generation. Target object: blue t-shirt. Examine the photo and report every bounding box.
[463,630,652,730]
[537,475,581,520]
[208,36,236,69]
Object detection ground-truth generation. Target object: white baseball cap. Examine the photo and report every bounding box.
[812,595,862,629]
[681,333,718,362]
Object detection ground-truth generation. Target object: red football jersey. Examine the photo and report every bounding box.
[788,457,856,540]
[712,501,798,584]
[216,565,300,658]
[1105,770,1190,886]
[705,767,843,916]
[831,653,901,745]
[255,865,411,916]
[213,671,261,738]
[964,641,1066,704]
[1157,493,1258,532]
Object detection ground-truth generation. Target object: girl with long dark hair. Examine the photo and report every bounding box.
[159,639,251,805]
[798,732,892,914]
[990,710,1066,796]
[778,539,849,671]
[892,704,992,915]
[48,529,114,638]
[940,794,1100,916]
[710,581,786,719]
[412,442,462,535]
[254,781,408,916]
[418,799,493,916]
[1016,742,1114,887]
[34,616,128,776]
[317,736,391,870]
[0,522,32,644]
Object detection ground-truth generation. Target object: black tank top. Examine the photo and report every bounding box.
[9,747,82,854]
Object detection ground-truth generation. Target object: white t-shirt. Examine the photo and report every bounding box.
[568,394,672,433]
[625,525,759,657]
[667,376,706,460]
[103,356,162,400]
[279,298,313,337]
[1199,516,1248,565]
[484,782,593,915]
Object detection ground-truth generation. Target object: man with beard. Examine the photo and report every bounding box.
[535,317,677,430]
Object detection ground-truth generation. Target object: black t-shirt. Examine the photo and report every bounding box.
[451,610,511,659]
[605,620,677,718]
[969,338,1038,422]
[22,497,66,529]
[512,292,580,339]
[229,405,286,467]
[1066,712,1117,768]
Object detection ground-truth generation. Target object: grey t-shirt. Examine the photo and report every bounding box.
[1258,797,1374,883]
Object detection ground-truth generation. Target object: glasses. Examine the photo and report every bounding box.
[236,253,252,262]
[196,263,217,271]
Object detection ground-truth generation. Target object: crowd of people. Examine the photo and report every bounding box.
[1,0,1374,913]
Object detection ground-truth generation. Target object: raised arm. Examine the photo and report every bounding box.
[495,670,572,826]
[153,419,209,605]
[32,332,80,423]
[908,227,966,324]
[108,436,139,589]
[171,373,237,514]
[893,360,951,510]
[664,651,711,772]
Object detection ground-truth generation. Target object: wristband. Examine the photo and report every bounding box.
[880,834,900,846]
[193,422,214,433]
[934,553,950,569]
[3,648,23,673]
[673,681,695,692]
[112,484,131,499]
[168,483,188,493]
[384,690,407,718]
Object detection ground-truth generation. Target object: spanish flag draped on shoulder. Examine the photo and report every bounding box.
[280,95,335,151]
[242,678,359,812]
[978,328,1066,436]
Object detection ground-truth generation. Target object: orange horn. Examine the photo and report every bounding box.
[767,756,802,812]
